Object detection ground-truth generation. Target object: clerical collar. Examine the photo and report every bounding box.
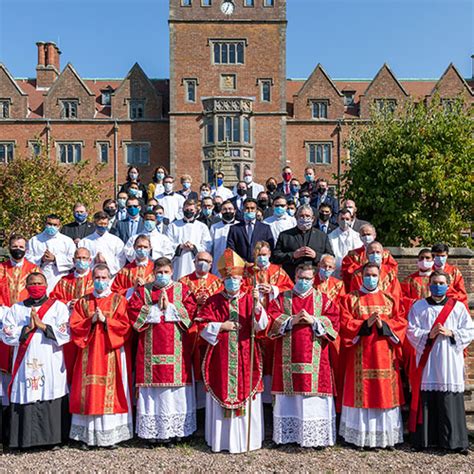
[418,270,432,276]
[164,192,174,197]
[196,272,209,280]
[360,286,379,294]
[136,259,149,267]
[93,288,112,299]
[24,295,48,307]
[153,282,174,291]
[10,258,24,267]
[426,296,448,306]
[74,269,90,279]
[293,288,313,298]
[224,291,242,300]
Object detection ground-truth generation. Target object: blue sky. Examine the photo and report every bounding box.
[0,0,472,80]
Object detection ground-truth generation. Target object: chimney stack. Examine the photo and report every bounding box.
[36,41,61,89]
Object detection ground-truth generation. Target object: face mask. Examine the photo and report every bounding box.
[96,225,108,235]
[129,172,139,180]
[368,253,383,266]
[243,175,253,185]
[146,206,155,212]
[237,188,247,197]
[156,214,164,223]
[319,268,334,281]
[319,213,330,222]
[135,248,149,260]
[155,273,171,288]
[156,172,165,181]
[224,277,241,293]
[10,248,25,260]
[75,259,90,271]
[117,198,127,209]
[305,174,314,183]
[94,279,109,292]
[104,207,117,217]
[217,178,224,187]
[267,183,277,192]
[257,255,270,268]
[417,260,434,272]
[290,186,299,195]
[297,217,313,231]
[183,210,195,220]
[214,203,222,213]
[274,206,286,218]
[430,284,448,298]
[144,220,156,232]
[201,191,211,198]
[202,208,212,218]
[183,182,191,190]
[127,206,140,217]
[287,209,296,217]
[222,212,235,223]
[294,278,312,294]
[128,188,139,197]
[361,235,375,246]
[196,260,210,274]
[257,199,269,209]
[346,206,355,215]
[363,275,379,291]
[318,187,327,195]
[164,183,173,193]
[300,196,310,205]
[339,220,350,231]
[27,285,47,300]
[283,172,292,182]
[74,212,88,223]
[244,211,256,222]
[44,224,59,236]
[434,255,447,268]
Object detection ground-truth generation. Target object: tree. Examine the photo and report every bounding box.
[340,96,473,247]
[0,143,106,241]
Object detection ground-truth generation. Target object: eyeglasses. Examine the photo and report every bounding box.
[127,205,139,209]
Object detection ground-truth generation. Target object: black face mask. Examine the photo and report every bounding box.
[318,187,327,195]
[183,210,195,220]
[104,207,117,217]
[258,200,269,209]
[237,188,247,197]
[222,212,235,223]
[267,184,277,192]
[10,248,26,260]
[214,203,222,213]
[319,213,330,222]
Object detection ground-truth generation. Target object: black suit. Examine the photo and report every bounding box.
[112,217,145,243]
[314,220,337,234]
[272,226,334,281]
[227,221,274,263]
[276,181,292,199]
[61,221,95,242]
[352,217,370,233]
[311,193,339,225]
[229,195,246,222]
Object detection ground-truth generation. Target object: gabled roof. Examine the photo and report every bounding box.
[45,63,94,97]
[431,63,474,96]
[0,63,27,96]
[112,63,159,98]
[363,63,409,97]
[295,63,343,98]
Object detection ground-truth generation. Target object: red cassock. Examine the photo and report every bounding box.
[267,289,339,396]
[401,271,430,313]
[69,292,131,415]
[339,290,407,409]
[110,260,155,296]
[443,263,469,310]
[200,292,264,410]
[127,282,197,387]
[341,247,398,293]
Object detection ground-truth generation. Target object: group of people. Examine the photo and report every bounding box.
[0,164,472,456]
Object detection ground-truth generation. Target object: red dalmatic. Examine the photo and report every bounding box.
[110,260,155,296]
[443,263,469,310]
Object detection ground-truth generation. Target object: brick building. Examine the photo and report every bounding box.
[0,0,473,197]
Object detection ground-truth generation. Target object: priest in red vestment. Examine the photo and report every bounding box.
[128,257,197,446]
[267,263,339,448]
[339,262,407,449]
[401,248,433,310]
[69,264,132,448]
[200,249,267,454]
[110,234,155,299]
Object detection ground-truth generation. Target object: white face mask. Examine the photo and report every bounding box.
[417,260,434,272]
[164,183,173,193]
[360,235,375,246]
[243,175,253,185]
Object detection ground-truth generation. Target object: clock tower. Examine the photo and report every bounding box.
[169,0,287,186]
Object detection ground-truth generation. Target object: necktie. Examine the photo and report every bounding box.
[322,224,327,233]
[247,222,253,241]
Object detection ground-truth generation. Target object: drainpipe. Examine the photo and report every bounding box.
[113,121,119,194]
[336,120,342,198]
[45,119,51,159]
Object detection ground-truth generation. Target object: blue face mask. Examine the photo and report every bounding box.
[96,225,108,235]
[44,224,59,236]
[94,279,109,292]
[156,214,164,223]
[74,212,88,223]
[430,283,448,297]
[256,255,270,268]
[183,182,191,190]
[368,253,383,266]
[244,211,256,222]
[127,206,140,217]
[155,273,171,288]
[305,174,314,183]
[128,188,139,197]
[274,206,286,218]
[75,259,90,271]
[217,178,224,187]
[300,196,310,205]
[135,248,149,260]
[319,268,334,281]
[287,209,296,217]
[434,255,447,268]
[117,198,127,209]
[156,172,165,181]
[294,278,313,294]
[202,208,212,218]
[144,220,156,232]
[224,277,241,293]
[363,275,379,291]
[290,186,300,195]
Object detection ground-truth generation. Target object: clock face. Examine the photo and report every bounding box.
[221,1,234,15]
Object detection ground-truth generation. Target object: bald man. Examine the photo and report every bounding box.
[341,199,369,232]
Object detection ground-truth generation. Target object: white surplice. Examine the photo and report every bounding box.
[210,220,239,276]
[78,231,126,276]
[407,299,474,392]
[166,219,212,280]
[211,185,233,201]
[263,214,297,243]
[26,231,76,294]
[0,305,10,406]
[123,229,176,263]
[328,227,363,277]
[2,300,70,404]
[156,193,185,223]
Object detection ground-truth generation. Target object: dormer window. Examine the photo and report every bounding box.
[60,100,78,119]
[343,91,355,107]
[101,90,112,106]
[0,100,10,119]
[374,99,397,113]
[129,99,145,119]
[311,100,328,119]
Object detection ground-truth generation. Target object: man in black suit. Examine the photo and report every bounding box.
[198,197,221,229]
[229,181,248,222]
[342,199,370,232]
[112,197,145,243]
[227,198,274,263]
[314,203,337,234]
[61,203,95,245]
[310,178,339,225]
[276,165,293,197]
[273,204,334,281]
[153,204,170,235]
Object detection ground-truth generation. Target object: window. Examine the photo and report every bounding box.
[220,74,236,91]
[181,0,192,5]
[184,79,197,103]
[244,0,254,5]
[98,142,109,163]
[213,41,245,65]
[374,99,397,113]
[243,117,250,143]
[0,100,10,119]
[60,100,78,119]
[308,143,332,165]
[441,99,455,112]
[217,116,241,143]
[343,91,355,107]
[260,80,272,102]
[311,100,328,119]
[263,0,274,6]
[206,118,215,144]
[58,143,82,164]
[201,0,212,5]
[129,99,145,119]
[0,142,14,163]
[29,140,42,158]
[125,143,150,165]
[101,91,112,106]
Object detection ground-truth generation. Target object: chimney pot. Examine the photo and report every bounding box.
[36,41,46,67]
[36,41,61,89]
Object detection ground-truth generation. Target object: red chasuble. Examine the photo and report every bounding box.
[314,275,346,304]
[110,260,155,296]
[69,292,131,415]
[200,291,264,410]
[341,247,398,293]
[128,282,197,387]
[443,263,469,310]
[339,290,407,409]
[268,289,339,396]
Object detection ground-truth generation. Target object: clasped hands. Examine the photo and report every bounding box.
[28,307,46,332]
[292,309,315,326]
[92,308,106,324]
[429,323,453,339]
[293,247,316,259]
[367,312,384,329]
